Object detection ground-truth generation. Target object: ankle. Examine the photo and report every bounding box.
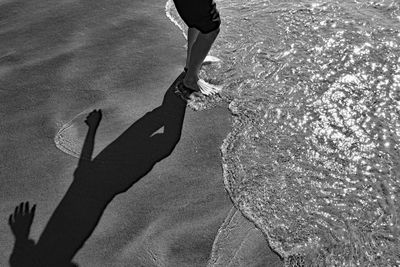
[184,73,198,82]
[186,68,199,78]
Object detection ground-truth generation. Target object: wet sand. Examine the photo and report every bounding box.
[0,0,282,265]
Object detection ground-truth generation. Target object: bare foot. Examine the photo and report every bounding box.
[183,70,222,96]
[198,79,222,95]
[182,76,200,92]
[183,76,222,96]
[9,201,36,241]
[8,202,37,267]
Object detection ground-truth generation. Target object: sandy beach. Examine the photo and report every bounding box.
[1,0,282,265]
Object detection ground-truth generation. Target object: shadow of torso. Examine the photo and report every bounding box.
[32,73,187,266]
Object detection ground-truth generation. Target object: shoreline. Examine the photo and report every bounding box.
[165,0,284,265]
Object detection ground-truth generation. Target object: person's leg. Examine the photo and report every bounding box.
[183,27,220,91]
[185,27,200,71]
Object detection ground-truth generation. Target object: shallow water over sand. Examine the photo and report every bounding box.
[167,0,400,265]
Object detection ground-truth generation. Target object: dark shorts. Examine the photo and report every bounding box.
[173,0,221,34]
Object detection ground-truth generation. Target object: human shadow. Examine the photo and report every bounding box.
[8,71,188,266]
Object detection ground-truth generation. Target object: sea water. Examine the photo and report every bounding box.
[166,0,400,266]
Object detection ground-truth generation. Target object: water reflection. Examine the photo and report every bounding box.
[197,0,400,265]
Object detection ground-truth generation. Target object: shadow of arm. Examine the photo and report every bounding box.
[78,110,102,166]
[34,186,111,265]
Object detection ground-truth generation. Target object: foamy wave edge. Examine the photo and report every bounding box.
[164,2,285,265]
[53,107,95,159]
[165,0,187,41]
[164,1,285,264]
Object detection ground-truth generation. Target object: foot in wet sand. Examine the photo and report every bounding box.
[182,74,221,96]
[198,78,222,95]
[182,76,200,92]
[178,77,202,100]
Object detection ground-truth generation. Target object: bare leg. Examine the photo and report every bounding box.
[185,27,200,70]
[183,27,220,91]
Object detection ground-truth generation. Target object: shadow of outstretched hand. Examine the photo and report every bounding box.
[9,202,36,242]
[8,202,37,267]
[84,109,102,129]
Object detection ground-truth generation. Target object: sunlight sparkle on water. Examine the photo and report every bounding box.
[200,0,400,264]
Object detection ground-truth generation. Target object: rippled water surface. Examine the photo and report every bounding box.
[168,0,400,265]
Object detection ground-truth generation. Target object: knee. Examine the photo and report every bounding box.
[212,23,221,37]
[203,26,220,38]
